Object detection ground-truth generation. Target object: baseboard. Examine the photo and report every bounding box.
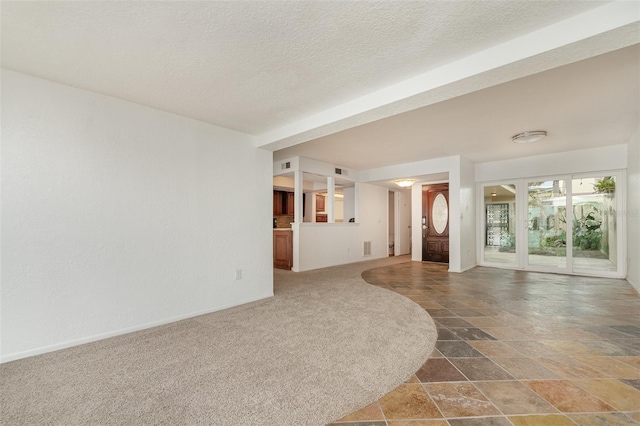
[627,275,640,295]
[0,293,274,364]
[447,263,477,273]
[459,263,477,273]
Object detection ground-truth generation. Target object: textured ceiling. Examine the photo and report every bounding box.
[2,1,638,173]
[274,45,640,170]
[2,1,607,135]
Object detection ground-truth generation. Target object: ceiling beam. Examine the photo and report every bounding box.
[255,2,639,152]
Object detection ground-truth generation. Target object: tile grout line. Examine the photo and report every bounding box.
[354,263,640,426]
[419,381,448,422]
[376,401,389,426]
[569,378,640,413]
[437,320,574,421]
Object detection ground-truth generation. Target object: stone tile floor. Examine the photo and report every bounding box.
[328,261,640,426]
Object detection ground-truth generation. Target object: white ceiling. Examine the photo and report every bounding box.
[2,1,639,172]
[275,45,640,170]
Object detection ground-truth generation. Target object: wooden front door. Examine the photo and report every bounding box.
[422,184,449,263]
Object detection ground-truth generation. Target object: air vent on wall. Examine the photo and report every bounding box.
[335,168,348,176]
[281,161,291,170]
[363,241,372,256]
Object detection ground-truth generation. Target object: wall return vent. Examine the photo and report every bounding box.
[363,241,372,256]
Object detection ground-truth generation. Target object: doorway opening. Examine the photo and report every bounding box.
[389,191,395,256]
[389,189,412,257]
[422,183,449,263]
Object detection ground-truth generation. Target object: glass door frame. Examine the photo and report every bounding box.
[570,171,626,278]
[521,175,572,275]
[477,170,626,279]
[478,181,520,268]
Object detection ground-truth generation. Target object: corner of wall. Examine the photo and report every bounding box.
[459,156,477,271]
[626,123,640,293]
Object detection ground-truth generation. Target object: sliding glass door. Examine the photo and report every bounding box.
[479,171,624,278]
[527,179,568,271]
[483,184,517,266]
[571,176,618,273]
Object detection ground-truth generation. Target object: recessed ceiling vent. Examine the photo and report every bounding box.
[335,168,348,176]
[281,161,291,170]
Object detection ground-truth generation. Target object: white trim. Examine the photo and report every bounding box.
[477,180,520,269]
[1,293,275,364]
[523,174,572,275]
[455,263,477,273]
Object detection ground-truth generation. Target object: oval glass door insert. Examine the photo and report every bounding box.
[432,193,448,234]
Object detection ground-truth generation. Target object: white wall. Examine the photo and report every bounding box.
[475,145,628,182]
[396,190,412,256]
[335,197,344,222]
[388,191,395,254]
[1,70,274,362]
[445,159,463,272]
[396,190,411,255]
[627,125,640,292]
[343,187,356,222]
[295,183,387,271]
[459,156,477,271]
[298,157,358,183]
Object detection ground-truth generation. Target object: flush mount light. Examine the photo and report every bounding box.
[512,130,547,144]
[491,192,497,197]
[393,179,417,188]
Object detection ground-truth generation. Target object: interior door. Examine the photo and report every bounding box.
[422,184,449,263]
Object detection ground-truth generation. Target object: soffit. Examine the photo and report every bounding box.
[274,45,640,170]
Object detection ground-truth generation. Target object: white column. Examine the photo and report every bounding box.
[354,183,360,223]
[327,176,335,223]
[294,170,303,223]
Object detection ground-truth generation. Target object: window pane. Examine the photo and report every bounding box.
[572,176,617,272]
[528,180,567,269]
[483,184,516,264]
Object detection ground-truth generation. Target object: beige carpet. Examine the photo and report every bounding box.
[0,256,436,425]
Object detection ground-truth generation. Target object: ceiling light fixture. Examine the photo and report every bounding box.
[393,179,417,188]
[491,192,497,197]
[512,130,547,144]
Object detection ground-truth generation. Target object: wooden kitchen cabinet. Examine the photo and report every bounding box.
[273,230,292,270]
[273,191,284,215]
[316,194,325,212]
[287,192,294,216]
[273,190,295,216]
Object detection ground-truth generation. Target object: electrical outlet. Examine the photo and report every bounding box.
[235,269,242,280]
